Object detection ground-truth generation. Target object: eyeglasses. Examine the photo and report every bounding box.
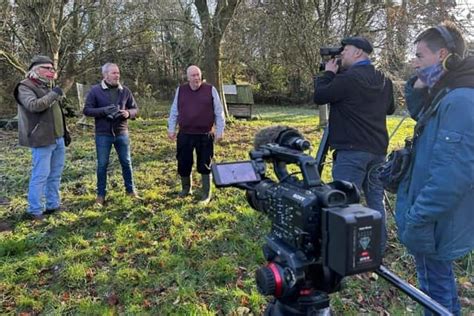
[39,66,56,72]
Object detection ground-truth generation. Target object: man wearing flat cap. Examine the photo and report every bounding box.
[14,55,70,220]
[313,36,395,252]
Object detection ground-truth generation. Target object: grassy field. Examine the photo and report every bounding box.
[0,102,472,315]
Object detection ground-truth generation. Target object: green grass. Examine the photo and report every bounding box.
[0,102,472,315]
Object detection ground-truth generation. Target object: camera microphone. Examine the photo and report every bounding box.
[253,126,311,151]
[254,125,290,149]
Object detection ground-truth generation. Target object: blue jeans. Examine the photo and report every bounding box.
[414,254,461,315]
[332,150,387,250]
[28,137,65,215]
[95,134,135,197]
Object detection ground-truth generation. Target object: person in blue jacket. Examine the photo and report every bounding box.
[396,21,474,315]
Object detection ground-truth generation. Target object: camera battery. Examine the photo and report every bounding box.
[322,204,382,276]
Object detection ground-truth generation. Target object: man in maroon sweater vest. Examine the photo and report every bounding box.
[167,65,225,204]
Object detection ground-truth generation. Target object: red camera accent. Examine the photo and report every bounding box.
[268,263,283,297]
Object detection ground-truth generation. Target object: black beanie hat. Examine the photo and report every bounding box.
[29,55,54,70]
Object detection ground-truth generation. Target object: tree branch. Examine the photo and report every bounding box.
[0,49,26,75]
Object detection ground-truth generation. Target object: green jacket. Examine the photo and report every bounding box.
[14,78,63,148]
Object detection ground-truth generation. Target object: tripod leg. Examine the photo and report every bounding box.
[315,126,330,175]
[384,191,394,218]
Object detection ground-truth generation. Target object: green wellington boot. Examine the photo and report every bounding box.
[178,176,193,197]
[198,174,212,205]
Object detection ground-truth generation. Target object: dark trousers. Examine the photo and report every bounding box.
[177,133,214,177]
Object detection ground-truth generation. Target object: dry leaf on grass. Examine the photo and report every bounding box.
[106,292,119,306]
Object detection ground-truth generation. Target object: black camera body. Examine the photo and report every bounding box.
[106,109,122,121]
[212,129,382,309]
[319,46,343,72]
[212,127,452,315]
[103,104,122,121]
[320,47,343,56]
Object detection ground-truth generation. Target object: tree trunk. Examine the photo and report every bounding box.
[202,34,229,117]
[61,0,79,93]
[194,0,241,119]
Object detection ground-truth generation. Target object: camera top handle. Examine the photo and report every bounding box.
[251,144,321,188]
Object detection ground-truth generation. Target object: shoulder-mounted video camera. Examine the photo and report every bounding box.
[319,46,343,72]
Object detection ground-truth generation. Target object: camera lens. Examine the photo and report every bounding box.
[289,137,311,151]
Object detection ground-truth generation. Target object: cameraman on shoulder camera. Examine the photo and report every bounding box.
[84,63,139,207]
[396,22,474,315]
[313,36,395,252]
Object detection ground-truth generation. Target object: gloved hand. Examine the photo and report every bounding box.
[52,86,63,96]
[103,105,118,115]
[64,131,71,147]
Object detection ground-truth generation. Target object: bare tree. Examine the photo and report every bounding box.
[1,0,472,118]
[194,0,242,117]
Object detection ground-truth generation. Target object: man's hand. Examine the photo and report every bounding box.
[103,105,118,115]
[325,58,339,74]
[168,132,176,141]
[413,78,427,89]
[118,109,129,119]
[215,133,224,143]
[52,86,63,96]
[411,59,427,89]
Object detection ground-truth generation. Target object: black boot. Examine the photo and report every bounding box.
[199,174,212,205]
[178,176,192,197]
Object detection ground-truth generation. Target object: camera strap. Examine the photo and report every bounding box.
[392,87,448,153]
[412,87,451,142]
[402,87,451,188]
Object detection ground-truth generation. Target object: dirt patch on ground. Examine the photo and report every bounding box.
[0,221,13,232]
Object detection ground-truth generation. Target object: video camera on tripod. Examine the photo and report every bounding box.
[212,126,452,316]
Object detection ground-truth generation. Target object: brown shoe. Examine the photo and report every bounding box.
[95,196,105,207]
[44,207,61,215]
[24,213,46,221]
